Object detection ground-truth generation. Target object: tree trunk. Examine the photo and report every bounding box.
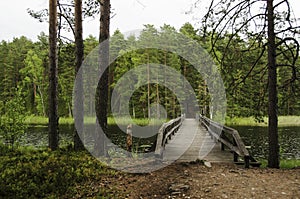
[33,82,37,114]
[267,0,279,168]
[95,0,110,156]
[37,85,46,116]
[164,51,168,116]
[132,102,136,118]
[156,83,160,118]
[147,53,151,118]
[48,0,59,150]
[74,0,85,151]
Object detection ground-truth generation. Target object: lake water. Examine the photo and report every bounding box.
[19,124,159,152]
[19,124,300,160]
[232,126,300,160]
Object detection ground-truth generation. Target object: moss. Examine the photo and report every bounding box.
[0,146,121,198]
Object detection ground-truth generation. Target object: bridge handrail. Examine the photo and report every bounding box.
[154,115,184,158]
[199,114,251,168]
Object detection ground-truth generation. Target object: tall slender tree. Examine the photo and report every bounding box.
[267,0,279,168]
[74,0,85,150]
[197,0,299,168]
[48,0,59,150]
[95,0,110,155]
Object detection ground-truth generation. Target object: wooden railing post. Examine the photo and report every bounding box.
[244,155,250,168]
[221,142,225,151]
[234,152,238,162]
[198,113,259,168]
[126,124,133,153]
[154,115,184,159]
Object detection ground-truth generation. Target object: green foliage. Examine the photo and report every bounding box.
[226,116,267,126]
[226,116,300,127]
[0,148,120,198]
[24,116,166,127]
[0,23,299,120]
[0,88,27,149]
[20,49,46,115]
[108,116,167,126]
[58,43,76,117]
[0,37,34,101]
[280,159,300,169]
[259,159,300,169]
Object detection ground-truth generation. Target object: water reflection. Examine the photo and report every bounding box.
[20,125,74,147]
[232,126,300,159]
[19,124,159,152]
[16,124,300,160]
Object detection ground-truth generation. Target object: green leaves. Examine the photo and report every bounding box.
[0,149,117,198]
[0,88,27,149]
[21,49,43,84]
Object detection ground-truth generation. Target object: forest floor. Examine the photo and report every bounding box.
[1,147,299,198]
[81,161,300,199]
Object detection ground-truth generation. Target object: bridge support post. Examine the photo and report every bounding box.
[221,142,225,151]
[244,156,250,168]
[233,152,238,162]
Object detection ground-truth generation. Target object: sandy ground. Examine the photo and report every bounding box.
[98,162,300,199]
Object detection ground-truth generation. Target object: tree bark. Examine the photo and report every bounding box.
[37,85,46,116]
[267,0,279,168]
[48,0,59,150]
[74,0,85,151]
[95,0,110,156]
[147,53,151,118]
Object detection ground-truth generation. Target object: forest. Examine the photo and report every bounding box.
[0,23,299,120]
[0,0,300,198]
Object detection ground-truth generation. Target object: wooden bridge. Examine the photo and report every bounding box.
[154,114,260,168]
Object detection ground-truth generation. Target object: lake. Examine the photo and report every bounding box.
[232,126,300,160]
[19,124,159,152]
[18,124,300,160]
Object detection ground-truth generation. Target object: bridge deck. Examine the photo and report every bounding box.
[163,118,233,163]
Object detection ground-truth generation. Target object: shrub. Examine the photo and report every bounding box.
[0,149,118,198]
[0,88,27,149]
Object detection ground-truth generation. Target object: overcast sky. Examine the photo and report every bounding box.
[0,0,299,41]
[0,0,195,41]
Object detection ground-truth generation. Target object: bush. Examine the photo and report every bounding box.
[0,148,118,198]
[0,88,27,149]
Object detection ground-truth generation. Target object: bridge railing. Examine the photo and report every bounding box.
[154,115,184,158]
[199,114,259,168]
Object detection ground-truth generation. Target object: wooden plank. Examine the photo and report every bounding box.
[198,114,259,167]
[155,115,259,167]
[155,116,182,157]
[163,119,233,163]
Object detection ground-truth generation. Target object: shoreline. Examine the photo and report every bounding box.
[25,115,300,127]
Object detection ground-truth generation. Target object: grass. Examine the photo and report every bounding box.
[25,116,167,126]
[26,115,300,127]
[259,159,300,169]
[277,116,300,126]
[225,116,266,126]
[108,117,167,126]
[280,159,300,168]
[226,115,300,126]
[280,159,300,169]
[25,116,74,125]
[24,116,49,125]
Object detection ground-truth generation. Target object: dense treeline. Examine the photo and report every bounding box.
[0,23,299,120]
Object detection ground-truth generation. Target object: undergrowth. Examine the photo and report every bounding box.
[0,145,123,198]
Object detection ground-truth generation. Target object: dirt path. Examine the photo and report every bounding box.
[108,162,300,199]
